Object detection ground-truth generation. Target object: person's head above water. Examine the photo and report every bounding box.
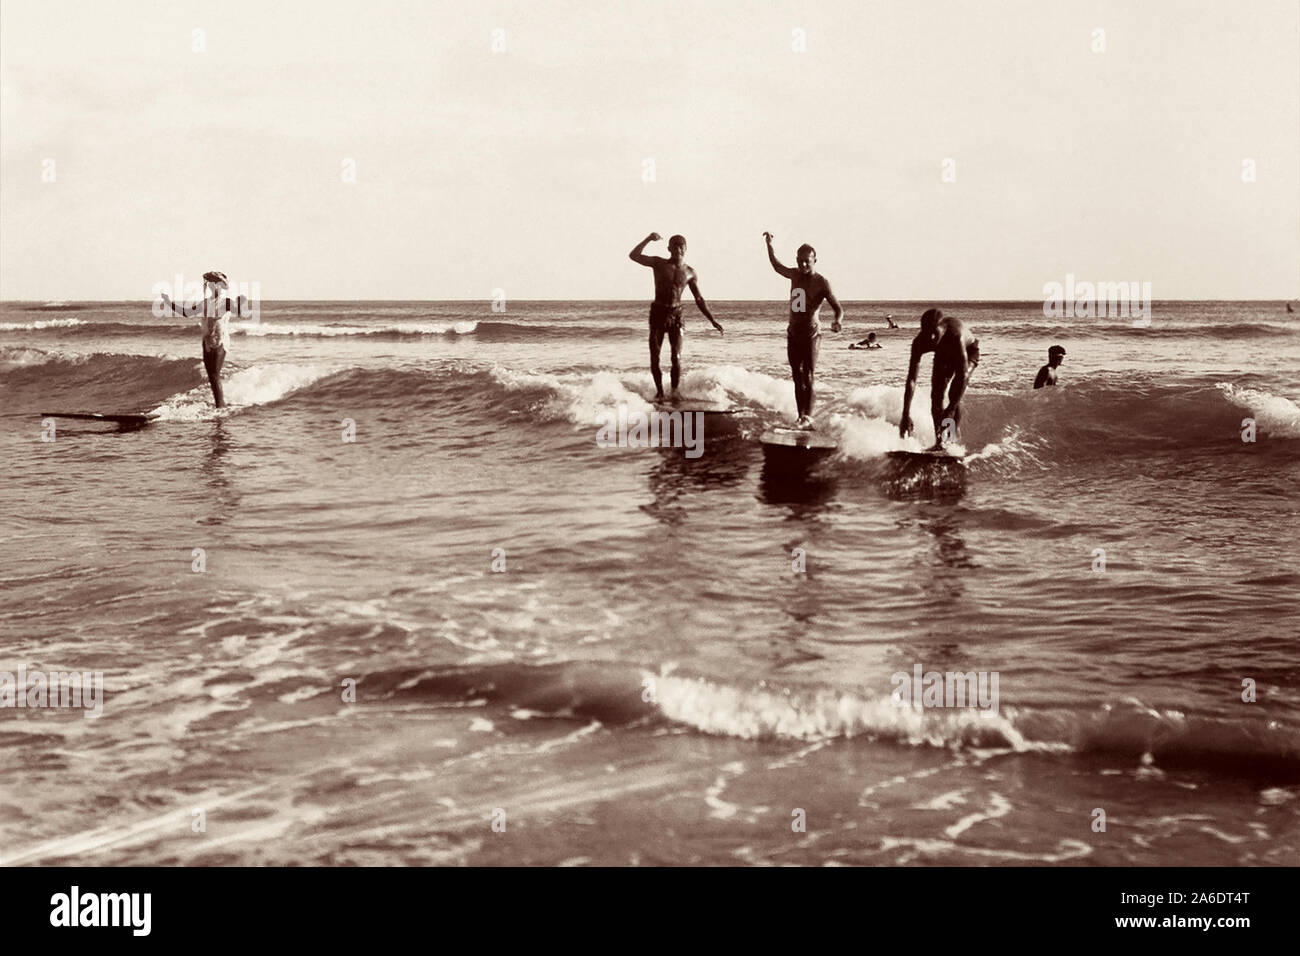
[1048,345,1066,367]
[867,332,877,343]
[667,235,686,257]
[796,244,817,274]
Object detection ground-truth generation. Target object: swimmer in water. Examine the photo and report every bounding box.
[1034,345,1066,388]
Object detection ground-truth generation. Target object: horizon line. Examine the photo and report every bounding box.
[3,297,1298,305]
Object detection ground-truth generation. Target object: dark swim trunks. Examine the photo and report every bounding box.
[649,302,684,334]
[787,324,821,368]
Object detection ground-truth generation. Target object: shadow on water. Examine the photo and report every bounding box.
[640,418,755,526]
[757,445,839,512]
[882,456,967,502]
[917,509,978,571]
[197,421,239,526]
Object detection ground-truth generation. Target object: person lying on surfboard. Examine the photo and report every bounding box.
[764,232,842,428]
[158,270,249,409]
[628,232,723,402]
[849,332,882,350]
[899,308,980,450]
[1034,345,1066,388]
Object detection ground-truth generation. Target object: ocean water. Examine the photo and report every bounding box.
[1,299,1297,866]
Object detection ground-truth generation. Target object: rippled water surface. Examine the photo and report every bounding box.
[2,299,1297,865]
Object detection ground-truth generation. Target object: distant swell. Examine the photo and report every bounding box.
[0,318,85,331]
[233,320,477,338]
[471,321,636,343]
[837,379,1300,461]
[1,349,200,413]
[352,661,1300,780]
[0,318,478,339]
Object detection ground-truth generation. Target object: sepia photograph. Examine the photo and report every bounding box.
[1,0,1297,933]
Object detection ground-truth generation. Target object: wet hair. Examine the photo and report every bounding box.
[1049,345,1066,356]
[796,244,816,259]
[668,235,686,250]
[921,308,943,325]
[867,332,877,342]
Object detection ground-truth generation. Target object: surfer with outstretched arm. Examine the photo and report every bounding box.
[628,233,723,401]
[764,232,842,428]
[899,308,980,449]
[159,271,248,409]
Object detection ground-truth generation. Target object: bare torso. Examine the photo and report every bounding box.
[916,316,976,380]
[788,273,833,330]
[652,260,695,307]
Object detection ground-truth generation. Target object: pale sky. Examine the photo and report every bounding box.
[1,0,1297,300]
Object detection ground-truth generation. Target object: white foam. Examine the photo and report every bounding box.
[0,346,74,369]
[697,364,796,415]
[489,367,657,425]
[960,429,1038,465]
[825,385,933,457]
[0,318,84,331]
[652,673,1032,749]
[148,363,335,421]
[231,320,477,337]
[1218,383,1300,437]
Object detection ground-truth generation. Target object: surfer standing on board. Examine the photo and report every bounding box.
[159,271,248,409]
[900,308,980,449]
[628,233,723,402]
[764,232,842,428]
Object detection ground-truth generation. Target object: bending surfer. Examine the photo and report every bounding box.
[628,232,723,401]
[899,308,980,449]
[764,232,842,428]
[159,270,248,408]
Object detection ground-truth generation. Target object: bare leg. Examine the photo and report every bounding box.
[668,324,683,393]
[805,332,821,418]
[930,372,952,446]
[203,345,226,408]
[649,327,666,398]
[787,333,805,419]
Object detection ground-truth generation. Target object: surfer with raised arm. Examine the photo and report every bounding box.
[1034,345,1066,388]
[628,233,723,402]
[899,308,980,449]
[764,232,842,428]
[159,271,249,409]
